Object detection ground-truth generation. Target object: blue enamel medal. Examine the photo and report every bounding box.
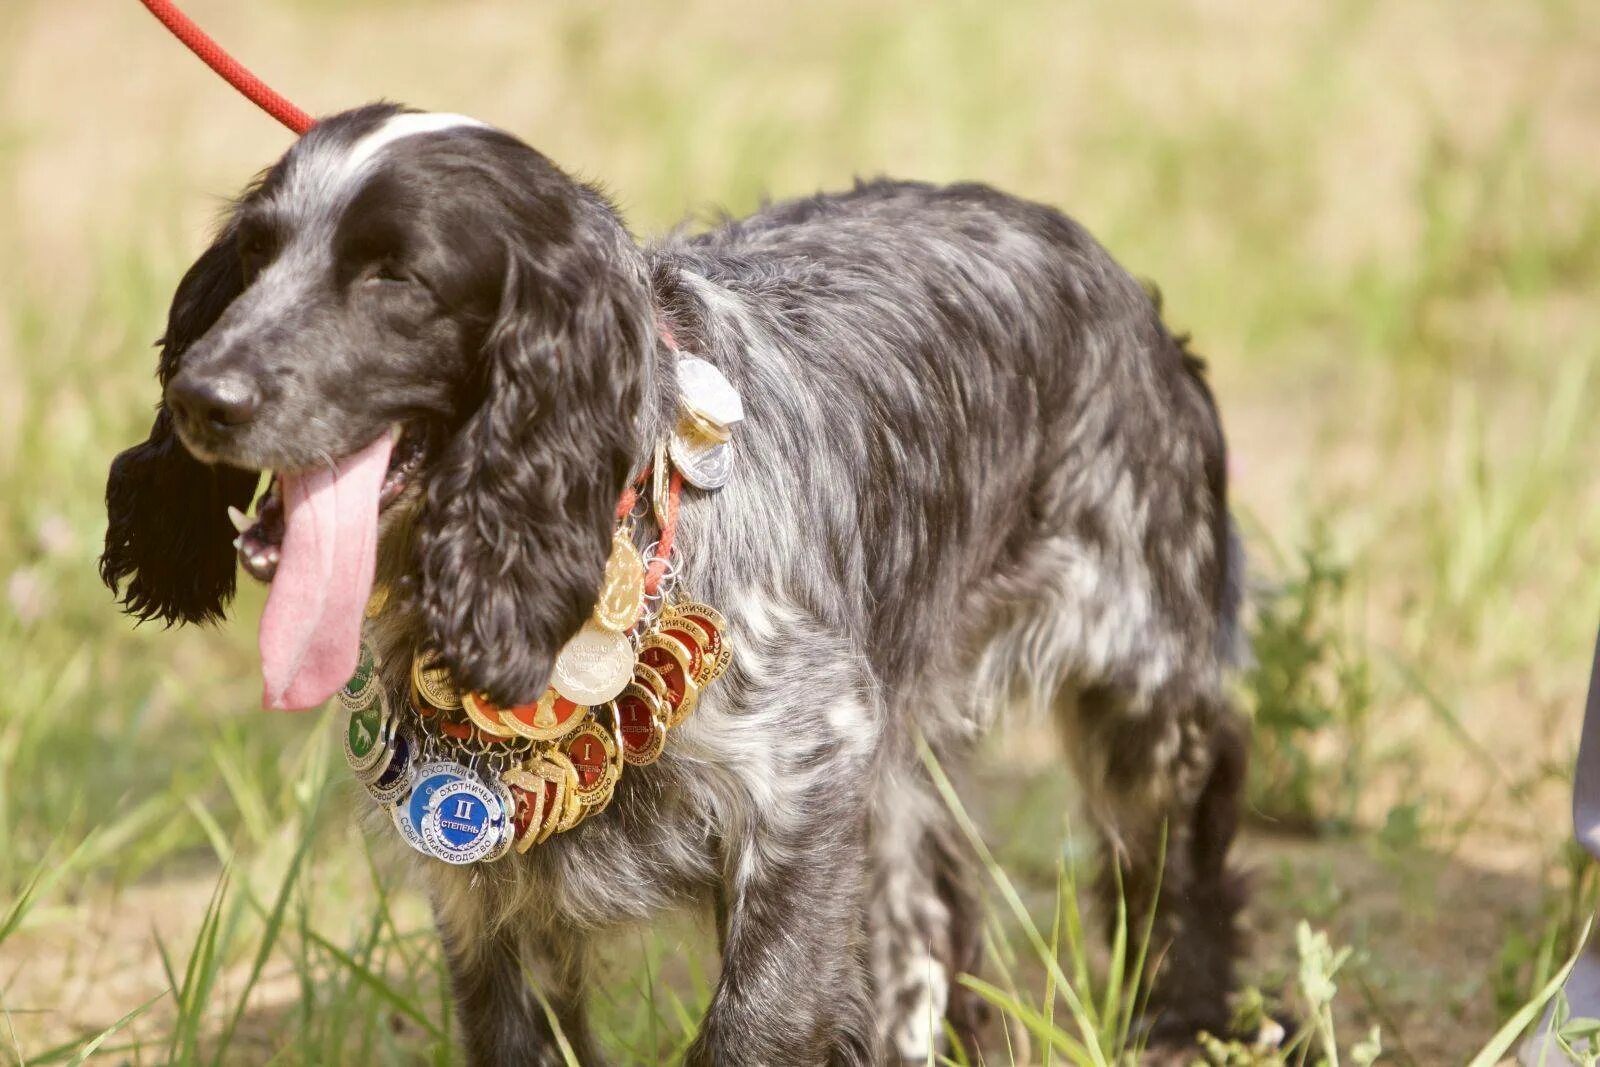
[421,777,509,865]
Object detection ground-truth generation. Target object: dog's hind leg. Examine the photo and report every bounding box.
[1057,680,1248,1046]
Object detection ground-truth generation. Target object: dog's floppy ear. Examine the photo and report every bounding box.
[100,227,260,625]
[417,234,653,707]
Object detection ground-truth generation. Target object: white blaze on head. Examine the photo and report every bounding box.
[342,112,489,177]
[282,111,491,213]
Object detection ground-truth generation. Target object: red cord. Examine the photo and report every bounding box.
[137,0,315,135]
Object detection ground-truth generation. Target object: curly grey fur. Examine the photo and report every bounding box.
[103,104,1249,1066]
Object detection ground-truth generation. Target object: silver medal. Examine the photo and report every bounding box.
[668,425,734,490]
[675,356,744,430]
[550,622,634,705]
[421,777,506,865]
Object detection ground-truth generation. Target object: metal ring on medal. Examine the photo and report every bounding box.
[668,425,733,490]
[422,777,504,865]
[551,622,634,705]
[344,697,391,778]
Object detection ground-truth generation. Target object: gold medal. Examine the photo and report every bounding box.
[551,621,634,705]
[500,688,588,742]
[540,751,586,836]
[364,583,391,619]
[667,601,732,682]
[680,407,732,444]
[462,692,516,739]
[614,686,667,766]
[564,723,620,806]
[651,440,671,522]
[501,767,549,854]
[411,651,463,712]
[637,632,701,727]
[593,532,645,633]
[632,660,669,703]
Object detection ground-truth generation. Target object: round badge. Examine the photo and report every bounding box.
[364,730,414,804]
[668,602,732,682]
[637,633,701,727]
[659,623,708,684]
[675,356,745,428]
[563,725,619,806]
[615,687,667,766]
[593,533,646,633]
[411,652,463,712]
[461,692,516,739]
[390,799,429,855]
[421,778,505,865]
[402,760,469,858]
[344,697,391,778]
[338,642,381,710]
[551,622,634,705]
[632,661,670,704]
[668,425,733,491]
[500,688,588,742]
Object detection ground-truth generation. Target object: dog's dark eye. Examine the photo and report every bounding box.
[366,263,414,287]
[237,231,276,280]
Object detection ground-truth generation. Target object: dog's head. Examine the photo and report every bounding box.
[101,103,657,708]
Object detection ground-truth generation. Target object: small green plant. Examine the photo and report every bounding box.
[1241,527,1375,834]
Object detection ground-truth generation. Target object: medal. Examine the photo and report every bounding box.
[675,356,745,430]
[658,621,708,685]
[551,621,634,705]
[364,730,415,804]
[564,724,619,806]
[483,781,517,862]
[667,602,732,682]
[499,688,587,742]
[411,651,463,712]
[390,799,429,855]
[422,777,507,865]
[637,633,701,727]
[339,642,381,710]
[668,425,734,491]
[501,767,550,854]
[593,532,645,633]
[344,697,391,779]
[462,692,516,739]
[615,685,667,766]
[403,760,471,860]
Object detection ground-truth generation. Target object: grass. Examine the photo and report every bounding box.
[2,0,1600,1062]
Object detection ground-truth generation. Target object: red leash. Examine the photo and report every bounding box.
[136,0,315,135]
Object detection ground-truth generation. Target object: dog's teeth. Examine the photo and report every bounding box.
[389,424,403,445]
[232,536,243,550]
[227,505,250,533]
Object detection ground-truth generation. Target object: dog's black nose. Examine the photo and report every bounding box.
[168,373,262,431]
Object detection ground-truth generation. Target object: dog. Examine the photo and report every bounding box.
[101,102,1248,1066]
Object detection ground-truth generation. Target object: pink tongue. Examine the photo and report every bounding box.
[259,433,394,710]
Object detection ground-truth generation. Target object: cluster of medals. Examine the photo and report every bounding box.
[339,351,744,866]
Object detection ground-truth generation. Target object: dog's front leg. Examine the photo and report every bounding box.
[687,794,878,1067]
[436,901,603,1067]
